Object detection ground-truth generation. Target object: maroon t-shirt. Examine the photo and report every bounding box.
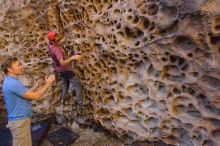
[48,43,71,73]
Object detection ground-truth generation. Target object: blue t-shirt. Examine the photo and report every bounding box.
[2,76,32,121]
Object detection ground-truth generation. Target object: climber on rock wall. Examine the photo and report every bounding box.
[47,31,83,106]
[1,56,55,146]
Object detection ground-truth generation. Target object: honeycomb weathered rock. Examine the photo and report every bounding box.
[1,0,220,145]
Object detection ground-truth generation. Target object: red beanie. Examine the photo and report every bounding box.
[47,32,56,42]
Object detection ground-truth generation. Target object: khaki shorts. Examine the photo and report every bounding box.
[7,118,32,146]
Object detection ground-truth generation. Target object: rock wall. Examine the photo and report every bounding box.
[1,0,220,145]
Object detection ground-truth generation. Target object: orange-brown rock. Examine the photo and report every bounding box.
[1,0,220,145]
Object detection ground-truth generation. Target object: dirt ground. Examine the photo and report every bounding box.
[40,125,124,146]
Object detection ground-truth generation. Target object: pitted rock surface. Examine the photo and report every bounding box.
[1,0,220,145]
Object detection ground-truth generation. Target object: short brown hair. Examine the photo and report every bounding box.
[1,57,18,74]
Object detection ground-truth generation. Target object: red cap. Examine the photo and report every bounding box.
[47,32,56,42]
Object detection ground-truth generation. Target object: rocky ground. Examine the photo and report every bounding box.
[40,125,123,146]
[40,124,173,146]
